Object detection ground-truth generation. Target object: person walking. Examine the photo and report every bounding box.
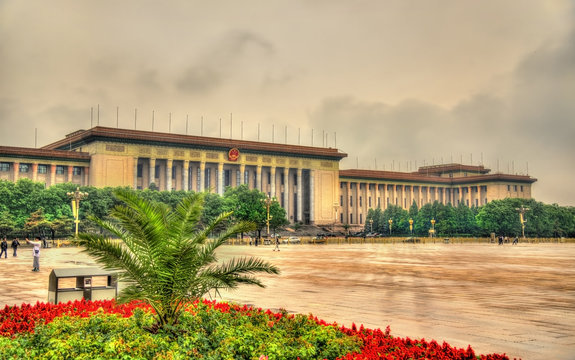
[273,236,280,251]
[26,237,42,271]
[11,238,20,257]
[0,238,8,258]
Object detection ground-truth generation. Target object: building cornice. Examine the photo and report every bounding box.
[0,146,91,163]
[42,126,348,161]
[339,169,537,185]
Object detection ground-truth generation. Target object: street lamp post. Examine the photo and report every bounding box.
[388,219,393,235]
[516,205,529,238]
[261,195,274,238]
[67,187,89,237]
[409,218,414,236]
[430,218,436,237]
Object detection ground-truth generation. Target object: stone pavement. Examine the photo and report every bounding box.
[1,243,574,360]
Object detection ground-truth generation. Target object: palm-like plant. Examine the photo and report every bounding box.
[78,188,279,332]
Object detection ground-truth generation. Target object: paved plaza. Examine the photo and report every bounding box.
[1,242,574,360]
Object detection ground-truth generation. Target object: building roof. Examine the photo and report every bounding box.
[43,126,348,161]
[339,168,537,185]
[0,146,91,163]
[416,163,490,175]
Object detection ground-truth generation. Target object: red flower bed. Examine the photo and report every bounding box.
[0,299,146,337]
[0,300,518,359]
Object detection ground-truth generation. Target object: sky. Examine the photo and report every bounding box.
[1,1,574,205]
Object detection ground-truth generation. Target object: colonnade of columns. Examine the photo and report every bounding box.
[0,161,89,186]
[340,181,488,225]
[135,157,314,223]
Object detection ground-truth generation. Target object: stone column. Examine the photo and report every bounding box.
[13,162,20,182]
[183,161,189,191]
[239,164,246,185]
[166,159,173,191]
[217,162,224,195]
[199,161,206,192]
[32,163,38,182]
[297,168,303,222]
[346,181,351,223]
[83,167,89,186]
[149,158,156,187]
[468,186,472,207]
[309,169,315,224]
[270,166,276,198]
[50,164,56,186]
[374,183,380,208]
[283,168,290,220]
[256,165,262,191]
[67,165,73,183]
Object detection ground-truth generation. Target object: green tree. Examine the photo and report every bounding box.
[0,211,16,238]
[23,209,52,237]
[382,205,408,235]
[79,189,279,333]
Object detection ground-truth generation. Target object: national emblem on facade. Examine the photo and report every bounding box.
[228,148,240,161]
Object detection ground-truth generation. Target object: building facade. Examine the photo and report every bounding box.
[0,127,536,226]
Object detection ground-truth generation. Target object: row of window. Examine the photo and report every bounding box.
[0,163,83,175]
[508,185,524,192]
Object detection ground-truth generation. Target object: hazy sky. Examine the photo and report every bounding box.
[1,1,574,205]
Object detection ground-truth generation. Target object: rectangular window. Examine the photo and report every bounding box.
[349,196,353,207]
[38,165,47,174]
[378,198,381,208]
[19,164,30,173]
[73,166,82,176]
[293,174,297,185]
[206,168,211,190]
[360,213,363,224]
[340,195,343,206]
[507,185,511,191]
[155,165,160,178]
[56,165,65,175]
[236,170,241,187]
[475,199,479,207]
[0,163,9,172]
[172,167,177,179]
[244,170,249,185]
[520,185,524,192]
[197,168,201,190]
[369,197,372,207]
[350,213,353,223]
[514,185,518,192]
[340,213,344,223]
[267,172,271,184]
[137,164,143,177]
[359,196,362,207]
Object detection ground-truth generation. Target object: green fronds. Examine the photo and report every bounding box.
[79,189,280,332]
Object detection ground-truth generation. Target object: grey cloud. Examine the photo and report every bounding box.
[176,30,275,94]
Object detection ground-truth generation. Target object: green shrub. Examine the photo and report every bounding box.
[2,305,361,360]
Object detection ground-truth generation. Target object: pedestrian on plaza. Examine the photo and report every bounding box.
[273,236,280,252]
[11,238,20,257]
[26,237,42,272]
[513,237,519,245]
[41,235,48,248]
[498,235,503,245]
[0,237,8,258]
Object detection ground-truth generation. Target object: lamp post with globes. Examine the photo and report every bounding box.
[388,219,393,236]
[67,187,89,237]
[261,195,274,238]
[409,218,414,236]
[430,218,436,238]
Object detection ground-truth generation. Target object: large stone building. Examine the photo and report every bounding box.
[0,126,536,227]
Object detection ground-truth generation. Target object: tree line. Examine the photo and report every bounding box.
[364,198,575,238]
[0,179,288,239]
[1,178,574,239]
